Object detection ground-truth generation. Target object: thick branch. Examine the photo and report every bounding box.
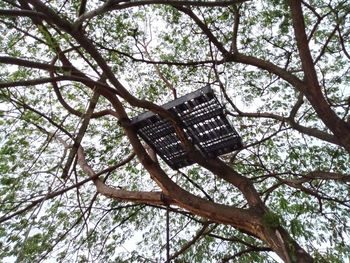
[78,0,87,17]
[229,5,240,53]
[62,91,100,179]
[299,171,350,183]
[0,56,70,71]
[0,9,47,18]
[175,6,228,54]
[289,0,350,152]
[0,76,71,88]
[73,0,248,29]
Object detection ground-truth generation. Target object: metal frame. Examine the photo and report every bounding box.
[130,85,242,169]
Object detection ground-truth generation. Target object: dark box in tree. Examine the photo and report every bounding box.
[130,85,243,169]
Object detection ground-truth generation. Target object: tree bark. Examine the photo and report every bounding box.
[289,0,350,153]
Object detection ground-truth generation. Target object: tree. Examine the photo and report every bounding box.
[0,0,349,262]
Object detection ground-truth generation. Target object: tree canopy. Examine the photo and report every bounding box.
[0,0,350,262]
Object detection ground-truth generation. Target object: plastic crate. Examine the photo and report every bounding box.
[130,85,242,169]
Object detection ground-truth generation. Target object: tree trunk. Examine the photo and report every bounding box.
[272,227,314,263]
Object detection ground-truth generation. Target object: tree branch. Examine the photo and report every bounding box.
[300,171,350,183]
[96,43,217,66]
[337,27,350,60]
[313,24,338,65]
[73,0,249,29]
[289,0,350,152]
[0,56,70,71]
[0,9,47,18]
[78,0,87,17]
[229,5,240,53]
[76,146,173,205]
[0,76,72,88]
[175,5,228,54]
[221,247,271,262]
[50,75,115,118]
[169,222,211,261]
[62,90,100,179]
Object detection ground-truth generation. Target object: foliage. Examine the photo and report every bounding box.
[0,0,350,262]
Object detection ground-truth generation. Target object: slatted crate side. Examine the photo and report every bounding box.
[130,86,242,169]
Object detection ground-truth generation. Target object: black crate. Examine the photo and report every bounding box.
[130,85,242,169]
